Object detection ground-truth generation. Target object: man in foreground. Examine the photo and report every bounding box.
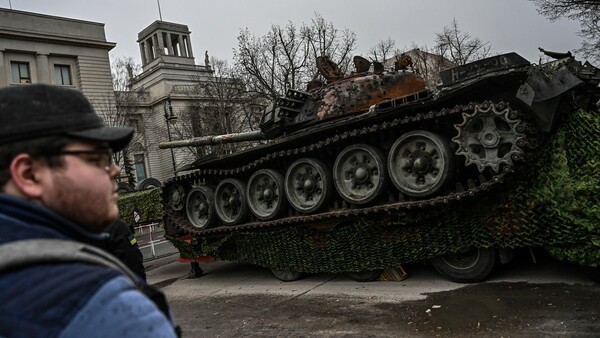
[0,84,178,337]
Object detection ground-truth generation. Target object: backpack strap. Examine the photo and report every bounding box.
[0,238,140,281]
[0,239,180,337]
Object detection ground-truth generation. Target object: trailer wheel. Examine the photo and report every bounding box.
[271,269,304,282]
[347,269,383,282]
[430,247,496,283]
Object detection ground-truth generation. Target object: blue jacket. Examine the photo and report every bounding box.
[0,194,177,338]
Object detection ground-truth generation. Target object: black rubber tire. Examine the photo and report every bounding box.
[430,247,496,283]
[137,177,161,190]
[271,269,305,282]
[347,269,383,282]
[117,182,135,194]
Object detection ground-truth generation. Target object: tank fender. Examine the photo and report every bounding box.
[517,66,583,132]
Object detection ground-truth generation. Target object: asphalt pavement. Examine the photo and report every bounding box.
[146,251,598,337]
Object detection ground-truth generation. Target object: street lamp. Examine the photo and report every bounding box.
[163,95,178,175]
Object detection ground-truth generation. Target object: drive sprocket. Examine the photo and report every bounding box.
[453,101,525,173]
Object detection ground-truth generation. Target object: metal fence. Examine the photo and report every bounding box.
[134,222,178,260]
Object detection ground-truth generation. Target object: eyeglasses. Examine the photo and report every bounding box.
[57,149,114,172]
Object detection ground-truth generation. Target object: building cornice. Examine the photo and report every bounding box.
[0,28,116,50]
[137,20,191,41]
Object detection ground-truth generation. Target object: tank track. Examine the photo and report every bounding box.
[164,100,536,236]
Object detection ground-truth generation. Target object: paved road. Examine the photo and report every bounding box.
[135,227,178,260]
[146,251,598,337]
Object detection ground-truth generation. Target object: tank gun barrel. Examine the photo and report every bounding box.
[159,130,266,149]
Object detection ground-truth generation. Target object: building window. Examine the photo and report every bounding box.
[134,154,147,182]
[129,118,141,133]
[11,62,31,84]
[54,65,72,85]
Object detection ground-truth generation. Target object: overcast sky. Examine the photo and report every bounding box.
[3,0,585,66]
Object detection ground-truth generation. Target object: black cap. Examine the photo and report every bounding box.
[0,84,133,151]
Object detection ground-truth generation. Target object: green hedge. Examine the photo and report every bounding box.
[117,188,162,225]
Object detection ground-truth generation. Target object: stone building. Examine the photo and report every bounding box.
[126,20,215,184]
[0,8,115,114]
[0,8,221,186]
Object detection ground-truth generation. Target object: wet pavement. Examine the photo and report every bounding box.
[146,253,599,337]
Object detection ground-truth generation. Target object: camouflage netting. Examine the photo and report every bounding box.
[169,109,600,273]
[118,188,162,225]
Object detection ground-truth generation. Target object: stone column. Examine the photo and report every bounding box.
[178,35,186,57]
[36,53,50,84]
[145,38,153,60]
[0,49,5,86]
[166,33,174,56]
[157,31,165,56]
[152,34,160,58]
[185,36,194,58]
[139,43,147,65]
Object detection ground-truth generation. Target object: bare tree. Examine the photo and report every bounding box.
[175,57,263,160]
[368,37,397,63]
[531,0,600,62]
[435,19,491,66]
[234,13,357,100]
[302,13,356,79]
[94,56,146,185]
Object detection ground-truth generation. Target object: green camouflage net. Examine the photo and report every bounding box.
[170,109,600,273]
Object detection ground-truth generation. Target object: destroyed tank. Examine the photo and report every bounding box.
[162,51,598,232]
[160,50,600,281]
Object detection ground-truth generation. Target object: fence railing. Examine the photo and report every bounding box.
[134,221,175,259]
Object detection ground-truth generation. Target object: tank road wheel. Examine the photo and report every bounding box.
[430,247,497,283]
[185,187,217,230]
[215,179,250,226]
[387,130,454,198]
[247,169,287,220]
[271,269,305,282]
[285,158,333,213]
[333,144,387,205]
[453,102,524,173]
[166,183,186,211]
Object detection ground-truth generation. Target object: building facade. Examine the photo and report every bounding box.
[127,20,215,184]
[0,8,219,186]
[0,8,116,111]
